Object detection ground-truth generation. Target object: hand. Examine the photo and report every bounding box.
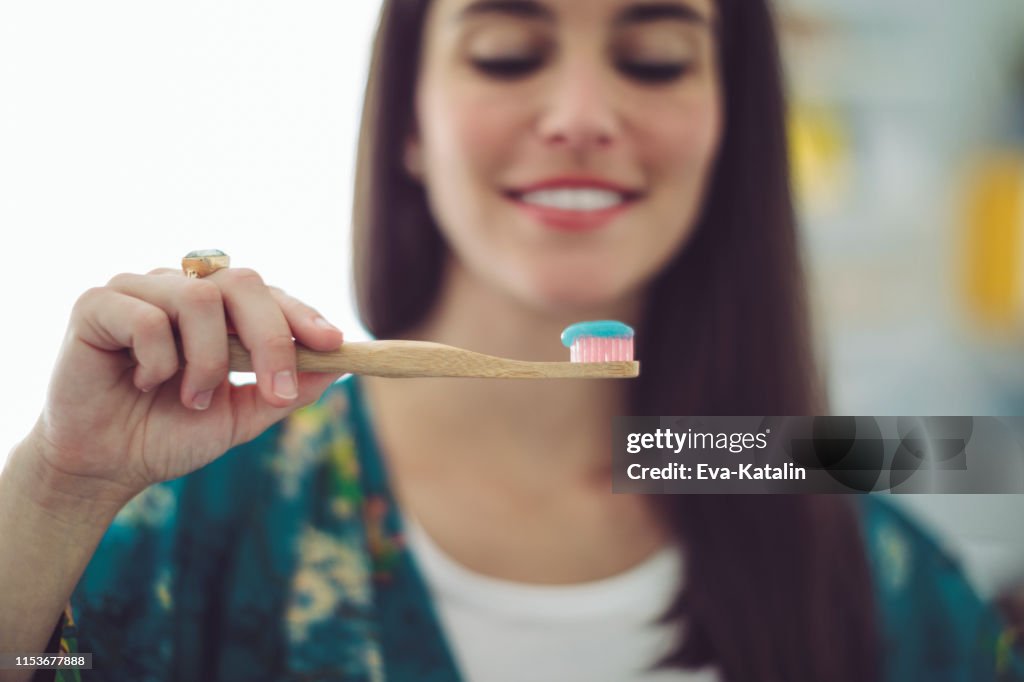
[25,267,344,505]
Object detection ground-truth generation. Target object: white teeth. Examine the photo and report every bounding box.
[519,189,625,211]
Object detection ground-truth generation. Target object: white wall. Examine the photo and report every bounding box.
[0,1,383,462]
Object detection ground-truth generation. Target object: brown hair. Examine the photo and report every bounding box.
[353,1,881,680]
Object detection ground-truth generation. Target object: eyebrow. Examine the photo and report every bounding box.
[615,3,712,27]
[456,1,712,27]
[457,0,554,22]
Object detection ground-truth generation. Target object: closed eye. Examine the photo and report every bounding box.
[471,56,546,79]
[616,60,691,83]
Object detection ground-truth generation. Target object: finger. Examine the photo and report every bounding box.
[146,270,235,333]
[205,268,298,408]
[266,286,344,351]
[73,288,180,392]
[146,267,181,277]
[229,371,345,446]
[107,272,229,410]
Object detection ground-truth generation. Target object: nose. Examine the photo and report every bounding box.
[537,57,621,155]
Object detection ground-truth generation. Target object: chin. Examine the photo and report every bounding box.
[515,266,639,316]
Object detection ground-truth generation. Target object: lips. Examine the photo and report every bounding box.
[505,177,643,232]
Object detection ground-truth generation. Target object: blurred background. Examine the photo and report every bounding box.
[1,1,1023,600]
[775,0,1024,599]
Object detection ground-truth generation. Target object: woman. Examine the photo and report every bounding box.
[0,0,1020,680]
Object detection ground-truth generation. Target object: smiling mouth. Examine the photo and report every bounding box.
[506,187,643,212]
[504,185,643,232]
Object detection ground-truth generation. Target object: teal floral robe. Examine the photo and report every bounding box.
[44,375,1022,681]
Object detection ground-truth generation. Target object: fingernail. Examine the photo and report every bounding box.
[313,316,339,332]
[193,389,214,410]
[273,370,298,400]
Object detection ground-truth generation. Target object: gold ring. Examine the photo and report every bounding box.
[182,249,230,278]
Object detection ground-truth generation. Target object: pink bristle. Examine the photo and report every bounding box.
[570,336,633,362]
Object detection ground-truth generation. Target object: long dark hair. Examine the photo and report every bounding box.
[353,1,881,680]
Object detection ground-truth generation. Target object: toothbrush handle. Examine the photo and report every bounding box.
[226,336,638,379]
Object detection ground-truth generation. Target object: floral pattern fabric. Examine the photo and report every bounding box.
[42,375,1022,681]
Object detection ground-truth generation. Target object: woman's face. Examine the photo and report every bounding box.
[409,0,722,314]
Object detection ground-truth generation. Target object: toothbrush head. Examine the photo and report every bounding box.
[561,321,634,362]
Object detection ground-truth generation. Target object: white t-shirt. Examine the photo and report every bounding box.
[404,514,721,682]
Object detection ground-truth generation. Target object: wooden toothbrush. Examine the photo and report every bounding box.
[226,320,639,379]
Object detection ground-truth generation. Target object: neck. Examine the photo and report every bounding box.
[362,256,644,487]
